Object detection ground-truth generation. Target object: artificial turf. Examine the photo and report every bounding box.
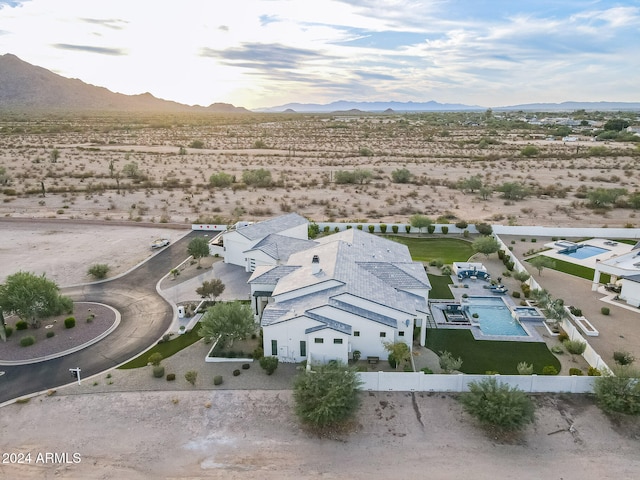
[383,235,474,264]
[427,274,454,299]
[118,322,202,369]
[425,328,561,375]
[527,256,611,283]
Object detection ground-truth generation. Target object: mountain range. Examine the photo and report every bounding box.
[1,53,638,113]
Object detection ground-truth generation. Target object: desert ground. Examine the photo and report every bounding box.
[1,112,639,229]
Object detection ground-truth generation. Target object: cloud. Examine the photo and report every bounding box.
[0,0,30,9]
[52,43,127,56]
[79,18,128,30]
[218,25,229,31]
[355,70,397,81]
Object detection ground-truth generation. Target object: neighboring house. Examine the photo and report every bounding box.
[212,213,310,272]
[249,228,431,365]
[592,241,640,307]
[618,275,640,308]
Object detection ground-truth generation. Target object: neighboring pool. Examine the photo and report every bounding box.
[560,245,609,260]
[466,297,527,336]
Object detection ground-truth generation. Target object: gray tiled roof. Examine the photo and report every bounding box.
[260,308,292,326]
[249,265,301,284]
[623,274,640,283]
[236,213,307,241]
[329,298,398,328]
[304,311,352,335]
[356,262,430,289]
[245,234,317,261]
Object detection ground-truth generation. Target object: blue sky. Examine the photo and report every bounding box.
[0,0,638,108]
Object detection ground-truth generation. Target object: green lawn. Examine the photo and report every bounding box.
[118,323,203,369]
[426,328,561,375]
[384,236,474,264]
[527,256,610,283]
[427,274,454,299]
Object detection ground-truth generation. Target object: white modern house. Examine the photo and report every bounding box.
[211,213,311,272]
[592,242,640,306]
[248,227,431,365]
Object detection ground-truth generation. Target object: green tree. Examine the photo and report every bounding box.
[242,168,272,187]
[472,236,500,257]
[189,140,205,149]
[198,301,255,348]
[187,237,210,267]
[87,263,110,280]
[353,168,373,184]
[497,182,530,200]
[587,188,627,208]
[593,366,640,415]
[529,256,555,276]
[196,279,225,303]
[148,352,163,366]
[209,172,234,188]
[50,148,60,163]
[410,214,433,233]
[391,168,413,184]
[0,272,72,328]
[259,356,279,375]
[293,361,362,428]
[460,175,483,193]
[122,162,141,179]
[603,119,630,131]
[520,145,539,157]
[460,378,536,431]
[475,223,493,235]
[479,186,493,200]
[383,341,411,371]
[512,270,531,283]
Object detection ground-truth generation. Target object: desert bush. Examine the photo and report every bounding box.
[512,291,521,298]
[564,340,587,355]
[391,168,412,183]
[242,363,250,370]
[588,367,602,376]
[189,139,205,149]
[459,378,535,431]
[557,330,569,342]
[542,365,558,375]
[153,365,165,378]
[441,265,452,275]
[87,263,110,279]
[213,375,223,385]
[517,362,534,375]
[613,351,635,366]
[601,307,610,315]
[242,168,272,187]
[439,350,463,373]
[64,317,75,329]
[512,271,530,282]
[185,370,198,385]
[46,330,55,338]
[166,373,176,381]
[551,345,564,354]
[391,225,399,234]
[252,347,264,359]
[20,335,36,347]
[569,368,583,376]
[148,352,163,366]
[15,320,28,331]
[209,172,234,188]
[521,145,539,157]
[233,369,241,376]
[593,366,640,415]
[260,356,279,375]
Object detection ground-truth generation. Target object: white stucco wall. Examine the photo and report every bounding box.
[222,231,254,268]
[620,280,640,307]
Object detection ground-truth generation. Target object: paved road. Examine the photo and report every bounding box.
[0,230,212,404]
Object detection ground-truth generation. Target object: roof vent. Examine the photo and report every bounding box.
[311,255,321,274]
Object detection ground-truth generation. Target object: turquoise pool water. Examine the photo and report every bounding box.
[466,297,527,336]
[560,245,609,259]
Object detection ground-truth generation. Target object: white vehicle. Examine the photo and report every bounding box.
[151,238,170,249]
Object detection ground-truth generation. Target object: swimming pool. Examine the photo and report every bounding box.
[560,245,609,259]
[465,297,527,336]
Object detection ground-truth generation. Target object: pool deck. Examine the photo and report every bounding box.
[429,275,545,343]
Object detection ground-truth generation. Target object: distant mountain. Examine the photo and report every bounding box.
[255,100,484,113]
[495,101,640,112]
[0,53,249,113]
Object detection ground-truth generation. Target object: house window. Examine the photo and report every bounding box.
[380,332,386,338]
[333,338,343,344]
[354,331,360,337]
[271,340,277,356]
[300,341,306,357]
[314,338,324,344]
[398,331,405,337]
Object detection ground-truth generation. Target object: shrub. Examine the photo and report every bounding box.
[427,225,436,234]
[512,291,521,298]
[455,220,468,230]
[557,331,569,342]
[87,263,110,279]
[387,353,397,369]
[485,370,499,375]
[368,225,375,233]
[148,352,163,366]
[352,350,361,362]
[517,362,534,375]
[242,363,250,370]
[588,367,602,376]
[441,265,452,276]
[439,350,463,373]
[463,230,470,238]
[613,351,635,366]
[421,367,433,374]
[551,345,564,354]
[323,226,330,233]
[213,375,223,385]
[209,172,234,188]
[601,307,610,315]
[497,250,505,260]
[166,373,176,381]
[569,368,583,376]
[153,365,165,378]
[185,370,198,385]
[563,339,587,355]
[392,225,399,234]
[379,224,387,233]
[233,369,241,376]
[260,356,279,375]
[46,330,55,338]
[593,366,640,414]
[405,225,411,233]
[252,347,264,359]
[15,320,28,330]
[542,365,558,375]
[64,317,75,329]
[441,226,449,234]
[334,226,340,233]
[5,325,13,338]
[86,314,95,323]
[20,335,36,347]
[459,378,535,431]
[569,306,582,317]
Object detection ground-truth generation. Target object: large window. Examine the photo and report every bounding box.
[271,339,277,356]
[300,340,306,357]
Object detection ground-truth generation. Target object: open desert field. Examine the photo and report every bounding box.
[1,112,639,228]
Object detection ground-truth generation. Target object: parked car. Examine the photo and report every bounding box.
[151,238,170,249]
